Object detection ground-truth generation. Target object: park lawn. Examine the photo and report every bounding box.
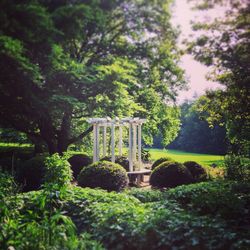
[147,148,225,167]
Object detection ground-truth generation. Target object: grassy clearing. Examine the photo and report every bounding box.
[147,148,225,167]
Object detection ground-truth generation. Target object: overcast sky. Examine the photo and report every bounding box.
[171,0,222,103]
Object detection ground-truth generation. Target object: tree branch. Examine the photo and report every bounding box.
[68,125,93,144]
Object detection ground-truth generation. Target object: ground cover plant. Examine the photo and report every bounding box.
[1,178,250,250]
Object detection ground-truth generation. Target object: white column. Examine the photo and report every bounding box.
[128,123,133,171]
[103,125,107,157]
[93,123,97,162]
[96,124,100,161]
[138,124,142,170]
[132,124,137,163]
[111,123,115,162]
[118,125,122,156]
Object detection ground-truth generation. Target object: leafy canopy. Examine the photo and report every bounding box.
[0,0,185,153]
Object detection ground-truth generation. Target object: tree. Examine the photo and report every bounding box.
[0,0,185,154]
[187,0,250,155]
[168,99,227,155]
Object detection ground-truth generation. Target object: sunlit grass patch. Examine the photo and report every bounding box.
[147,148,224,167]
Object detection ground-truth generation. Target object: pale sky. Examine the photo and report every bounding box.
[171,0,223,103]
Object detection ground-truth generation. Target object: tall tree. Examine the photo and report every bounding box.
[0,0,185,154]
[187,0,250,155]
[168,99,227,155]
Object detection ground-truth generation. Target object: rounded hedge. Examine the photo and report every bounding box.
[101,156,130,172]
[17,156,46,191]
[183,161,207,182]
[68,154,92,179]
[77,161,128,192]
[151,157,174,170]
[150,161,194,189]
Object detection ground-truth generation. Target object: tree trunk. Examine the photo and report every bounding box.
[57,107,72,155]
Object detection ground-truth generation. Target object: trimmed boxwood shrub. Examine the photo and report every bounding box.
[68,154,92,179]
[151,157,174,170]
[183,161,207,182]
[150,162,194,188]
[101,156,130,172]
[78,161,128,192]
[17,156,46,191]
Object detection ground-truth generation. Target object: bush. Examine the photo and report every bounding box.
[141,148,151,162]
[151,157,174,170]
[0,172,18,198]
[17,156,46,191]
[150,162,193,188]
[68,154,92,179]
[224,154,250,182]
[125,188,165,203]
[101,156,130,172]
[166,181,250,224]
[44,154,73,187]
[78,161,128,192]
[183,161,207,182]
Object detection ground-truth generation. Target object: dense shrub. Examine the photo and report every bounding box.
[224,154,250,182]
[150,162,194,188]
[78,161,128,191]
[151,157,174,170]
[64,186,250,250]
[0,186,104,250]
[183,161,207,182]
[166,181,250,224]
[44,154,73,187]
[68,154,92,179]
[1,183,250,250]
[0,172,18,198]
[125,188,166,203]
[101,156,130,171]
[141,148,151,162]
[17,156,46,191]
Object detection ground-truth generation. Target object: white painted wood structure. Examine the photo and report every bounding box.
[87,117,146,172]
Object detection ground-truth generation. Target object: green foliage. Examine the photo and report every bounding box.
[0,172,18,199]
[0,186,104,250]
[187,0,250,155]
[169,100,228,155]
[77,161,128,192]
[17,156,46,191]
[1,181,250,249]
[150,162,194,188]
[166,181,250,225]
[151,156,174,170]
[64,185,250,250]
[141,148,151,162]
[183,161,208,182]
[0,0,185,154]
[68,153,92,179]
[125,188,166,203]
[224,154,250,182]
[44,153,73,187]
[101,156,130,172]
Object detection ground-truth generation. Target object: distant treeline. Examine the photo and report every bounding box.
[153,100,228,155]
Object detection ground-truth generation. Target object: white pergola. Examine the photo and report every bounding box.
[87,117,146,172]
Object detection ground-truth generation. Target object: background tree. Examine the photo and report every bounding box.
[168,99,227,155]
[0,0,185,154]
[187,0,250,155]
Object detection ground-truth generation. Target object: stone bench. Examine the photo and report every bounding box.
[127,169,151,185]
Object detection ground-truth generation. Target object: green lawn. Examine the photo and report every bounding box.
[147,148,225,167]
